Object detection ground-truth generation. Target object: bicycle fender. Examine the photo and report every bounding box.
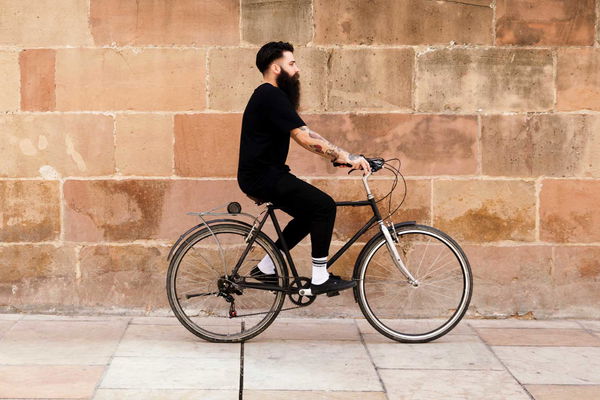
[351,221,416,302]
[166,218,253,262]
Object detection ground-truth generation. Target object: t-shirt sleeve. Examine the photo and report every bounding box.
[265,89,306,133]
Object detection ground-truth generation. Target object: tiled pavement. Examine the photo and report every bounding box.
[1,314,600,399]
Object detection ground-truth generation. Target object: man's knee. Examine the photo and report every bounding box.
[316,194,336,219]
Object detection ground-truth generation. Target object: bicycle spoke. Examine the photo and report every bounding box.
[414,236,431,278]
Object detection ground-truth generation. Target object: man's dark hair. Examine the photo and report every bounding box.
[256,41,294,74]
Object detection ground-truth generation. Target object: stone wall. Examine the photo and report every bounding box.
[1,0,599,318]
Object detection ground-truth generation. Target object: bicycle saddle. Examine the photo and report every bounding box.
[246,194,266,206]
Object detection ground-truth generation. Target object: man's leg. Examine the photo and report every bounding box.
[254,173,335,278]
[252,173,355,293]
[254,218,310,275]
[270,174,337,285]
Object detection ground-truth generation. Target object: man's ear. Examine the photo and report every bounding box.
[271,62,281,75]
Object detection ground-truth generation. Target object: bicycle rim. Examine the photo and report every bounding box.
[167,224,285,342]
[357,225,472,342]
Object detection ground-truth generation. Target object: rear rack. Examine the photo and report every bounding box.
[167,202,264,263]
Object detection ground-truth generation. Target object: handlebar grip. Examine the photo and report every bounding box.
[333,161,352,168]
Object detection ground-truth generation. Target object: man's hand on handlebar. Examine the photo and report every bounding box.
[333,153,372,174]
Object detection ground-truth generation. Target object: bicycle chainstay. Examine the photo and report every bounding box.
[215,274,336,318]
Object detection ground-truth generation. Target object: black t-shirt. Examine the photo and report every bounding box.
[237,82,305,197]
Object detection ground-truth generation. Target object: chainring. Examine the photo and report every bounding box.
[288,277,316,306]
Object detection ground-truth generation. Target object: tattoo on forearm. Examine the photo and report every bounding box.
[297,126,350,161]
[309,144,324,154]
[325,148,339,160]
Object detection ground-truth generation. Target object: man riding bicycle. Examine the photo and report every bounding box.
[237,41,371,295]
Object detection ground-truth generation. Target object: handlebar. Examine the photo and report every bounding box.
[332,155,385,174]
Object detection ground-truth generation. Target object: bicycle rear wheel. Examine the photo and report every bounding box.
[166,223,286,343]
[356,224,472,343]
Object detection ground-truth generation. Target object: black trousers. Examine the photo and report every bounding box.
[252,173,336,258]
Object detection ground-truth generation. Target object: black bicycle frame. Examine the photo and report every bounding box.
[231,197,383,292]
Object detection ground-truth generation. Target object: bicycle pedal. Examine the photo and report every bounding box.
[326,291,340,297]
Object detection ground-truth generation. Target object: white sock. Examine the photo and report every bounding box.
[311,256,329,285]
[257,250,284,274]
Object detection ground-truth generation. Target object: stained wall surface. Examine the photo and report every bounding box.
[1,0,599,318]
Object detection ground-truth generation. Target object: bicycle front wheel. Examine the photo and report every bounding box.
[356,224,472,343]
[166,223,286,343]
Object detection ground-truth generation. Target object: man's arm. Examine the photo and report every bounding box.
[291,126,371,172]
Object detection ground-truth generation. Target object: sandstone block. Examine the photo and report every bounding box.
[174,113,242,177]
[0,245,77,309]
[90,0,239,46]
[64,179,264,242]
[417,48,553,112]
[288,114,477,177]
[314,0,493,45]
[0,51,19,112]
[482,114,600,177]
[463,245,554,317]
[208,47,262,111]
[64,179,170,242]
[433,180,536,243]
[557,48,600,111]
[242,0,312,45]
[309,178,431,241]
[540,180,600,243]
[0,114,114,178]
[0,0,93,46]
[208,47,327,112]
[77,245,170,309]
[552,246,600,318]
[597,0,600,46]
[19,49,55,112]
[116,114,173,176]
[554,246,600,283]
[0,181,60,242]
[496,0,595,45]
[55,48,205,111]
[328,48,414,111]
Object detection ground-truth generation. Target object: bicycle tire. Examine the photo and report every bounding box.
[166,223,286,343]
[355,224,472,343]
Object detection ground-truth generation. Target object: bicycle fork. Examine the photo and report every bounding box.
[379,221,419,286]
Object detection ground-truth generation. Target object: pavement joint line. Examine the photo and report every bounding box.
[239,321,245,400]
[375,367,506,371]
[576,319,598,337]
[476,325,536,400]
[354,319,390,400]
[89,316,132,398]
[0,321,18,342]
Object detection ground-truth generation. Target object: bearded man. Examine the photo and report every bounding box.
[237,41,371,295]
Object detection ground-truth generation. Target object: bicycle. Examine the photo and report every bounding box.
[166,157,473,343]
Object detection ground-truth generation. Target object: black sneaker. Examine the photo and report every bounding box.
[311,275,356,295]
[250,266,278,285]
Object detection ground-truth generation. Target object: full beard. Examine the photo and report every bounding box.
[276,69,301,110]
